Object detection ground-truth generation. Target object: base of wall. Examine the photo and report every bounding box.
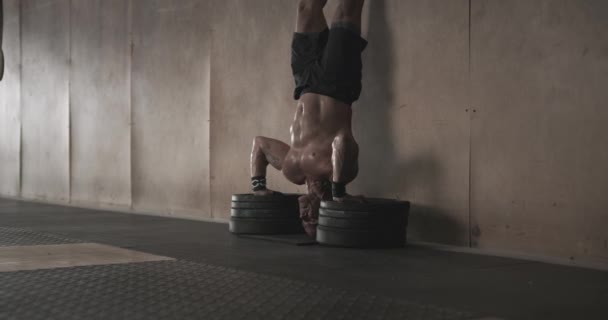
[2,195,607,272]
[0,195,228,225]
[411,241,608,272]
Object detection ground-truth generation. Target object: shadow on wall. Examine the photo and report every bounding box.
[355,0,396,198]
[355,0,464,244]
[1,0,4,81]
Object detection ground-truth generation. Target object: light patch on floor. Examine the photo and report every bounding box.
[0,243,173,272]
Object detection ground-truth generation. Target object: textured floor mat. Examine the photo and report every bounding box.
[238,233,318,246]
[0,260,479,320]
[0,227,84,247]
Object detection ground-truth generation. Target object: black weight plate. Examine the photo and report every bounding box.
[318,215,407,230]
[319,208,408,219]
[231,201,300,210]
[229,217,304,235]
[320,198,410,212]
[318,216,372,229]
[230,208,300,219]
[316,225,406,248]
[231,193,301,203]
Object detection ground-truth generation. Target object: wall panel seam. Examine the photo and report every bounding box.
[128,0,134,209]
[68,0,73,203]
[18,0,23,197]
[467,0,473,248]
[208,26,213,219]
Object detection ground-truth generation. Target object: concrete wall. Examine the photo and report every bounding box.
[470,0,608,268]
[70,0,131,207]
[0,0,20,196]
[209,0,308,220]
[20,0,70,201]
[1,0,607,268]
[131,0,211,218]
[351,0,471,246]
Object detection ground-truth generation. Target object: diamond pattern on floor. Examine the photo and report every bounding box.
[0,260,480,320]
[0,227,84,247]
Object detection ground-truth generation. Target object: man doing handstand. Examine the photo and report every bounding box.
[250,0,367,236]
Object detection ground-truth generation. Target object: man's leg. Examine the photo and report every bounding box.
[331,0,364,34]
[250,136,290,195]
[296,0,328,33]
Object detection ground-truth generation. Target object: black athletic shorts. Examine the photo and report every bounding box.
[291,27,368,105]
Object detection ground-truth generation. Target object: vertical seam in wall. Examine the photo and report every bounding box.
[128,0,134,209]
[18,0,23,197]
[467,0,473,248]
[68,0,73,203]
[208,26,213,219]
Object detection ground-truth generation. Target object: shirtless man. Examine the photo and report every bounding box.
[250,0,366,236]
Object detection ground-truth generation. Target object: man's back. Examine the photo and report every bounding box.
[290,93,353,149]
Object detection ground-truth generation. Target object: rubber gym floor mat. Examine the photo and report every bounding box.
[0,200,44,208]
[0,260,486,320]
[0,227,84,247]
[238,233,318,246]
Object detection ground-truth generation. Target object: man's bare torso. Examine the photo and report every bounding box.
[282,93,355,185]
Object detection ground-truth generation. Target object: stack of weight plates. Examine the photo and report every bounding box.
[316,198,410,248]
[229,193,304,234]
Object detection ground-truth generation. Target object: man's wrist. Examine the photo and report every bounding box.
[332,181,346,199]
[252,176,267,192]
